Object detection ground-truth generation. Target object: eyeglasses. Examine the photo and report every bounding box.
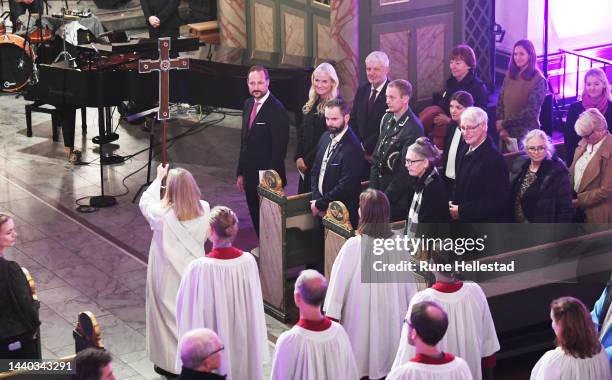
[203,345,224,360]
[459,124,481,132]
[526,146,546,153]
[405,159,425,166]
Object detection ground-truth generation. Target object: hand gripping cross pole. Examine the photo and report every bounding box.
[138,38,189,195]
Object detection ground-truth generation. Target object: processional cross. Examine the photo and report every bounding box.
[138,37,189,167]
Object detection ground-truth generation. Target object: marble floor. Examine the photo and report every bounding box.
[0,90,296,378]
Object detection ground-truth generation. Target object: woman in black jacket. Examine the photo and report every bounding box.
[564,67,612,165]
[0,213,41,359]
[404,137,450,236]
[295,62,339,193]
[419,44,488,149]
[511,130,573,222]
[441,90,474,193]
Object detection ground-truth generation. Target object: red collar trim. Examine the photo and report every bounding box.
[297,317,332,332]
[410,353,455,365]
[432,281,463,293]
[207,247,243,260]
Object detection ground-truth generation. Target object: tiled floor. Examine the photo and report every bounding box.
[0,90,295,378]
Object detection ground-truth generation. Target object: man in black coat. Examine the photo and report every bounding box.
[8,0,42,33]
[370,79,424,220]
[450,107,510,223]
[140,0,181,38]
[236,66,290,236]
[311,98,365,229]
[350,51,390,171]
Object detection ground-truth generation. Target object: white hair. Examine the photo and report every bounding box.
[180,329,221,369]
[461,107,488,128]
[522,129,555,159]
[365,51,389,68]
[294,269,327,306]
[575,108,608,137]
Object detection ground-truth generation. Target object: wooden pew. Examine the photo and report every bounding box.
[0,311,104,379]
[21,267,42,360]
[258,170,324,322]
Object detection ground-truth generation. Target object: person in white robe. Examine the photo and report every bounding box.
[393,250,499,380]
[175,206,268,380]
[324,189,418,379]
[140,163,211,375]
[387,301,473,380]
[270,269,359,380]
[530,296,611,380]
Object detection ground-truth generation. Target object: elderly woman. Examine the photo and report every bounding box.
[569,108,612,223]
[295,62,340,193]
[405,137,449,236]
[442,90,474,191]
[531,297,610,379]
[139,163,211,376]
[496,39,547,152]
[565,68,612,165]
[419,44,488,149]
[0,213,41,359]
[510,129,573,222]
[324,189,417,380]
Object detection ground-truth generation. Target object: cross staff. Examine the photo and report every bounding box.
[138,37,189,166]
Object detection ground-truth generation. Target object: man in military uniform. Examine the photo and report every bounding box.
[370,79,424,220]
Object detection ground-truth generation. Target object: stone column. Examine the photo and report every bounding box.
[330,0,359,104]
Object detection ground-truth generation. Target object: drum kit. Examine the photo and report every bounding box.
[0,5,90,93]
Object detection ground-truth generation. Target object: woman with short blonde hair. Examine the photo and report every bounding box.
[139,163,211,375]
[569,108,612,223]
[295,62,340,193]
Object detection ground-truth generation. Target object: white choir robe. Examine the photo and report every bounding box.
[387,357,474,380]
[139,178,210,372]
[530,347,611,380]
[323,235,418,379]
[392,283,500,380]
[175,253,269,380]
[270,321,359,380]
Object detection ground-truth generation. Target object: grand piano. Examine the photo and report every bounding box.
[24,37,313,139]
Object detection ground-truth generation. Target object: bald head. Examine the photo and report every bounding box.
[180,328,223,370]
[294,269,328,307]
[410,301,448,346]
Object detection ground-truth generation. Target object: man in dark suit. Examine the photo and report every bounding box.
[236,65,290,236]
[450,107,510,222]
[140,0,181,39]
[310,98,365,228]
[370,79,424,220]
[351,51,390,171]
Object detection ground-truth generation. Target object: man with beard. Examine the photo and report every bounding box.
[310,97,365,229]
[236,65,290,236]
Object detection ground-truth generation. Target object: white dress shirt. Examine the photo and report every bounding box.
[318,126,349,195]
[573,137,605,192]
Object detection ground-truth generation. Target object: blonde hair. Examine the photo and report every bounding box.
[209,206,238,241]
[162,168,203,221]
[582,67,612,101]
[302,62,339,115]
[575,108,608,137]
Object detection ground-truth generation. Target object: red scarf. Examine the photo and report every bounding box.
[207,247,243,260]
[431,281,463,293]
[410,352,455,365]
[582,93,609,116]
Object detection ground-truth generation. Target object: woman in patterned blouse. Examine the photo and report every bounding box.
[510,129,573,222]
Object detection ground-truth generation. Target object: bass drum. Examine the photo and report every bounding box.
[0,34,36,92]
